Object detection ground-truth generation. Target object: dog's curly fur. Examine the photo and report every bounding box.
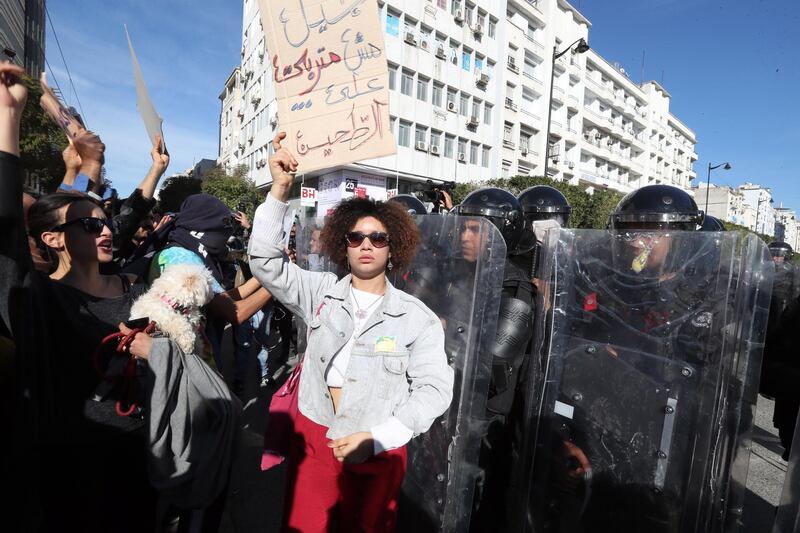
[129,264,215,354]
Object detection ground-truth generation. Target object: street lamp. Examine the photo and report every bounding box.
[543,38,590,175]
[704,161,731,214]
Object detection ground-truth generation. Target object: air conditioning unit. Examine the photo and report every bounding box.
[457,152,466,162]
[520,147,529,156]
[607,139,613,146]
[454,10,464,23]
[420,38,430,51]
[552,158,559,164]
[251,96,261,106]
[237,109,244,118]
[507,57,519,72]
[404,32,417,45]
[447,101,457,112]
[595,133,602,140]
[476,73,489,86]
[436,45,446,59]
[415,141,428,151]
[568,161,575,169]
[430,145,441,155]
[473,24,483,36]
[467,116,479,127]
[245,70,253,79]
[451,54,459,65]
[270,113,278,126]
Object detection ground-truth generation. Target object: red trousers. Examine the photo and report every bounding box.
[282,411,407,533]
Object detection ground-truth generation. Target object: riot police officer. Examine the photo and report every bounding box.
[700,214,726,232]
[763,241,800,458]
[518,185,572,228]
[389,193,429,215]
[769,241,794,264]
[454,187,535,532]
[527,184,768,533]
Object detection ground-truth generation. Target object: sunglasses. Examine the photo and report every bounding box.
[51,217,113,235]
[345,231,390,248]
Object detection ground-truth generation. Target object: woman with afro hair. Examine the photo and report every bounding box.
[250,133,454,532]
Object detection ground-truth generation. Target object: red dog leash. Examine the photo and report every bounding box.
[93,321,156,416]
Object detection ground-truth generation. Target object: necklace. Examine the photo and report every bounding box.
[350,286,383,320]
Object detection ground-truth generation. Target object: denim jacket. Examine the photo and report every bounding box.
[249,196,454,439]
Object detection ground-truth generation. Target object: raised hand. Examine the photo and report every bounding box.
[0,62,27,113]
[73,129,106,164]
[62,141,82,172]
[150,134,169,174]
[268,132,298,202]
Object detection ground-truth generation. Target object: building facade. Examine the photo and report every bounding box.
[219,0,698,205]
[738,182,776,237]
[774,206,799,249]
[700,184,746,226]
[0,0,45,75]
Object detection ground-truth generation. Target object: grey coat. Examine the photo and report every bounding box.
[249,196,454,439]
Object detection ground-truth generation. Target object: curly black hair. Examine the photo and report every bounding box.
[320,197,421,272]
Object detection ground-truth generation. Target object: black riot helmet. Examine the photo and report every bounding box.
[517,185,572,227]
[455,187,524,251]
[389,194,428,215]
[699,215,726,232]
[768,241,793,261]
[609,184,704,232]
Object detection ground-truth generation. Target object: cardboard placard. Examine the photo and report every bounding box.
[257,0,397,173]
[125,25,164,150]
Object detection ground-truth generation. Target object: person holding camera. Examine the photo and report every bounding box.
[249,132,454,532]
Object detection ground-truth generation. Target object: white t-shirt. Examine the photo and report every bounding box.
[325,285,414,454]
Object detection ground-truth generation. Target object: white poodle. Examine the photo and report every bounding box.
[129,263,215,354]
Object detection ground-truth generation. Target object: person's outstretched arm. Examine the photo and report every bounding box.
[0,62,30,334]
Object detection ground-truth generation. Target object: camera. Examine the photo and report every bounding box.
[414,180,455,213]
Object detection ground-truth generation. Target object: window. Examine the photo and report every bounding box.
[474,55,484,73]
[504,122,513,142]
[398,121,411,147]
[451,1,461,16]
[444,135,455,158]
[432,83,444,107]
[416,76,429,102]
[471,99,481,119]
[470,142,479,164]
[465,6,473,25]
[484,103,493,125]
[459,93,469,116]
[482,145,490,167]
[437,0,447,9]
[462,50,471,71]
[415,125,427,145]
[430,130,442,150]
[519,133,531,150]
[401,70,414,96]
[388,64,398,90]
[386,13,400,37]
[458,138,467,159]
[447,88,457,108]
[488,18,496,38]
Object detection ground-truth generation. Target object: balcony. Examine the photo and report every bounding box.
[503,139,516,149]
[522,70,543,86]
[505,97,518,111]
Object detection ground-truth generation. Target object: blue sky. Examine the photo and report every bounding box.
[44,0,242,194]
[577,0,799,212]
[46,1,798,213]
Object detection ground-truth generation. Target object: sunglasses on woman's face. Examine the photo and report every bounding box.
[345,231,390,248]
[51,217,113,236]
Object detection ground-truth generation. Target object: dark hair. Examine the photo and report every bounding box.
[27,192,97,267]
[320,197,420,272]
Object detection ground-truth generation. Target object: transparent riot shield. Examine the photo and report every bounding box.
[296,213,506,533]
[515,229,772,533]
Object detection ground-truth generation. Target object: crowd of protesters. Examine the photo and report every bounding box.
[3,53,800,533]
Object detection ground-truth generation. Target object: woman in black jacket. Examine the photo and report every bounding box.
[0,62,157,532]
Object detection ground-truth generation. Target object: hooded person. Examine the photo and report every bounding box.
[147,194,273,367]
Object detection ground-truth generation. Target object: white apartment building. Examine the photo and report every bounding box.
[699,184,746,226]
[739,182,776,236]
[774,206,799,249]
[218,0,698,206]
